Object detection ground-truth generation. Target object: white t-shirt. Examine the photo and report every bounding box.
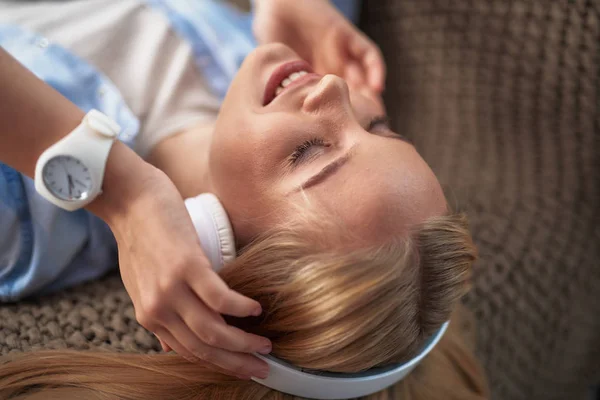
[0,0,222,157]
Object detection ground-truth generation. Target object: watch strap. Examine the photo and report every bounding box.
[34,110,120,211]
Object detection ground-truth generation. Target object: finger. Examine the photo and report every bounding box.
[191,267,262,318]
[344,61,365,88]
[158,336,172,353]
[166,314,269,378]
[364,48,386,93]
[348,33,386,93]
[156,328,251,380]
[177,288,272,355]
[153,328,197,363]
[206,362,254,380]
[153,333,168,352]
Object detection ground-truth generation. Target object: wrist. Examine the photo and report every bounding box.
[86,141,163,225]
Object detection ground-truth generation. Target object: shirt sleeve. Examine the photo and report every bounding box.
[132,21,222,157]
[76,1,224,157]
[0,163,118,302]
[0,164,29,298]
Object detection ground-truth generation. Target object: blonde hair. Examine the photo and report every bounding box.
[0,213,489,400]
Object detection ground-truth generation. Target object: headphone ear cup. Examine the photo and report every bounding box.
[184,193,236,272]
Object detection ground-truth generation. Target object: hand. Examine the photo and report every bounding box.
[99,166,271,379]
[253,0,386,93]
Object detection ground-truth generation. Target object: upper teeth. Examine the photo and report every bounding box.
[275,70,309,96]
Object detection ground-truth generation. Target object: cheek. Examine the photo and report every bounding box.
[209,121,266,224]
[208,123,290,244]
[210,132,253,189]
[210,127,280,194]
[220,190,287,247]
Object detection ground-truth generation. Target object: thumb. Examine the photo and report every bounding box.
[347,32,386,93]
[344,61,366,88]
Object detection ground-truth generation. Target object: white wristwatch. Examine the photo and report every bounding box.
[34,109,120,211]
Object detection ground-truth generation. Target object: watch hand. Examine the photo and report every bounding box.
[67,175,74,197]
[74,178,86,187]
[62,165,70,190]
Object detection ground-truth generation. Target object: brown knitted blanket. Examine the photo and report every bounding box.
[1,1,599,399]
[361,0,600,398]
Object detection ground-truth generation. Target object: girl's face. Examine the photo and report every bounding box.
[209,44,447,246]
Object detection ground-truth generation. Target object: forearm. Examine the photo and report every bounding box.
[0,47,163,224]
[0,47,83,176]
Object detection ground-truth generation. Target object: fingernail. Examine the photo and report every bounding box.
[258,342,272,355]
[235,374,252,380]
[252,306,262,317]
[255,369,269,379]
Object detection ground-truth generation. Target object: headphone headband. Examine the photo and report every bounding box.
[251,322,449,399]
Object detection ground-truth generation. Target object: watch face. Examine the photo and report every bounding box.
[42,155,93,202]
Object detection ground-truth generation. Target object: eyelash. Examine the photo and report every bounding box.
[289,138,327,165]
[368,115,390,131]
[289,115,391,166]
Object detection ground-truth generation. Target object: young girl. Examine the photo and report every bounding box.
[0,0,389,378]
[0,1,489,396]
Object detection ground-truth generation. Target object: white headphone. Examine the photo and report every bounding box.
[184,193,236,272]
[185,193,449,400]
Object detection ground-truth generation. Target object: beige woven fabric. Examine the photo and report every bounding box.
[360,0,600,399]
[1,1,599,399]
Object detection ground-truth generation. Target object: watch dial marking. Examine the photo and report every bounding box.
[42,155,93,201]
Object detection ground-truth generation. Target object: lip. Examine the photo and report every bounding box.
[263,60,315,106]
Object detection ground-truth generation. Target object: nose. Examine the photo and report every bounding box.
[303,74,352,114]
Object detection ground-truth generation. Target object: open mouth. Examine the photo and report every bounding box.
[263,60,320,106]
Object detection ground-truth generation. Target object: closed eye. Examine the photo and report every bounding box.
[288,116,410,168]
[368,115,412,144]
[367,115,390,131]
[288,138,329,166]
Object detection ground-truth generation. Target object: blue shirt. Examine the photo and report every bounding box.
[0,0,360,301]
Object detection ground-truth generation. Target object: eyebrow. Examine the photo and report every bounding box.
[294,146,355,192]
